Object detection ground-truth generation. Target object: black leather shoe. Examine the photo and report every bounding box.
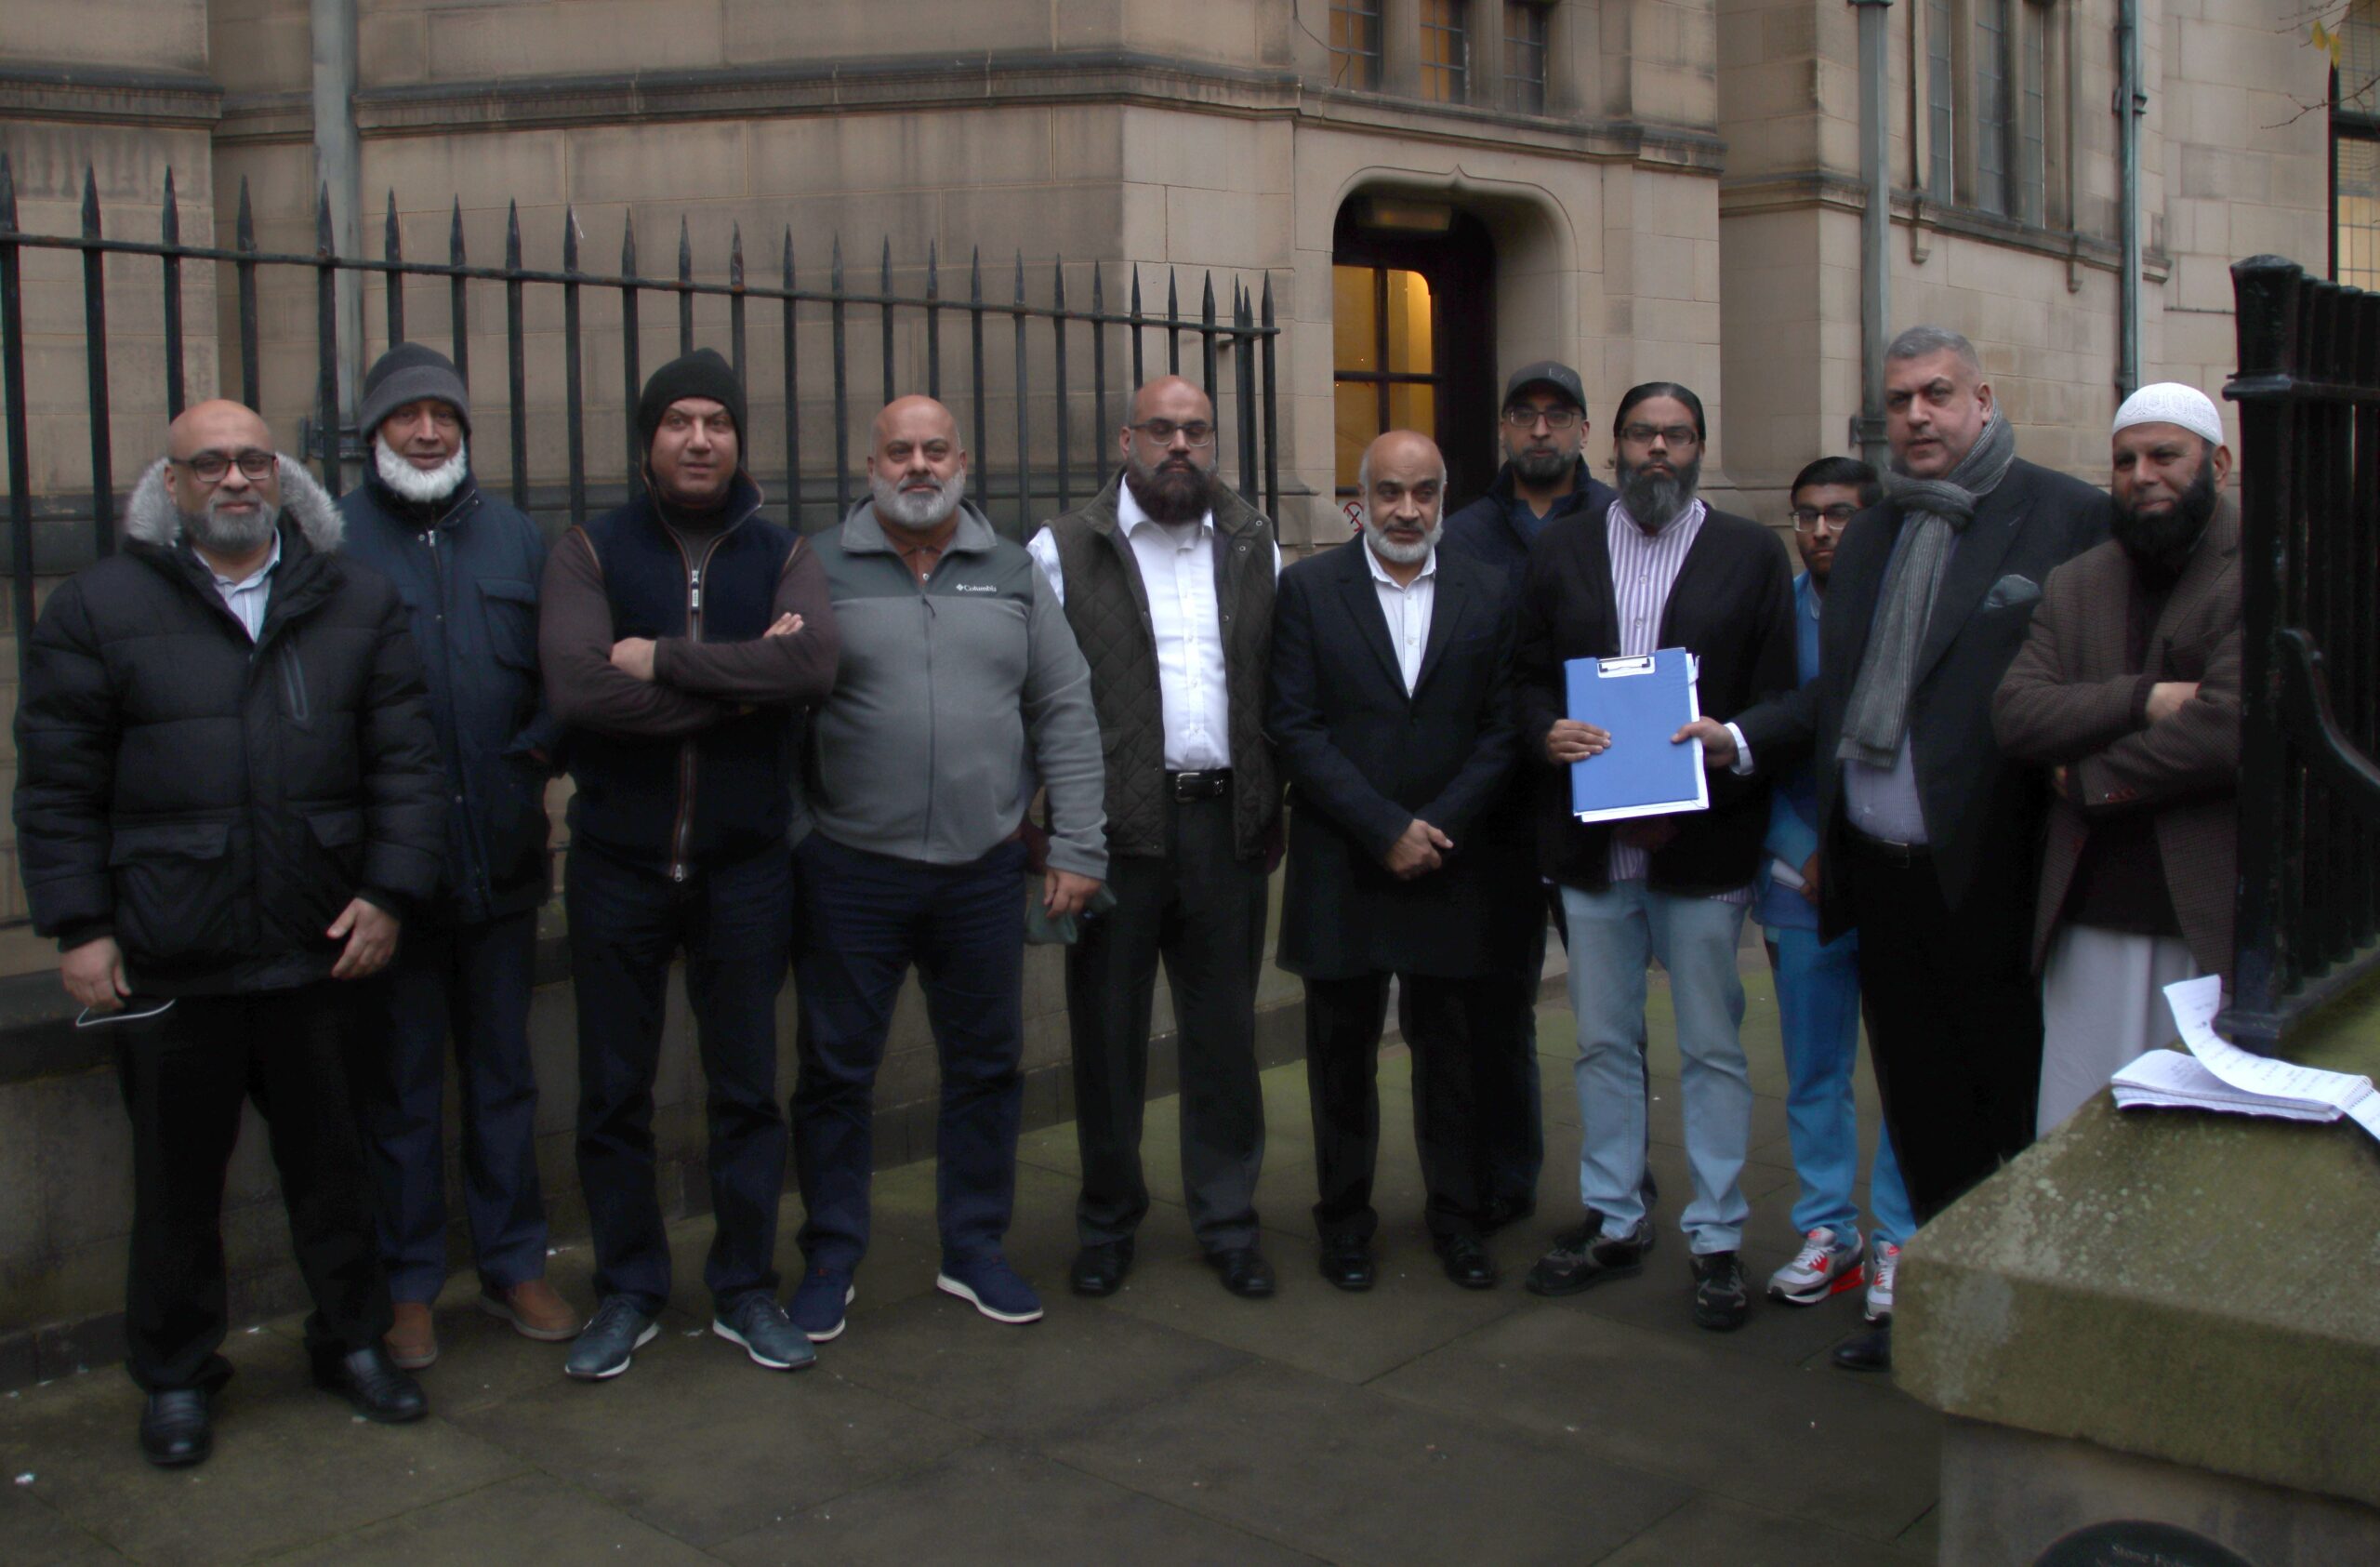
[1069,1240,1134,1297]
[1318,1241,1375,1292]
[312,1345,428,1424]
[1436,1234,1499,1291]
[138,1388,212,1467]
[1832,1322,1892,1373]
[1206,1246,1276,1298]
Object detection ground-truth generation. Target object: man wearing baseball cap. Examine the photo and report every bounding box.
[1439,360,1620,1239]
[1993,382,2241,1133]
[540,349,840,1379]
[339,343,578,1372]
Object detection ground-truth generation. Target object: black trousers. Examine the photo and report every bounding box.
[1065,792,1268,1253]
[1845,834,2043,1222]
[114,983,390,1393]
[1303,971,1493,1246]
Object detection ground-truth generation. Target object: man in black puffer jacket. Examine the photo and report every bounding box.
[13,400,445,1468]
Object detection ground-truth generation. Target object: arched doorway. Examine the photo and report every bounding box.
[1331,198,1498,508]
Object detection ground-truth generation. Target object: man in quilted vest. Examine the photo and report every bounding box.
[1027,376,1284,1302]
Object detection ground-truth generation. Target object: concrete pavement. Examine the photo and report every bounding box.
[0,980,1942,1566]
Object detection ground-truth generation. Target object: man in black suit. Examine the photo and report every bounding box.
[1268,430,1524,1292]
[1683,325,2109,1367]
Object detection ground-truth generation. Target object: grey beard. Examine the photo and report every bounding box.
[1616,453,1701,530]
[869,467,968,529]
[1362,513,1443,564]
[1123,453,1212,525]
[180,495,279,556]
[1508,446,1574,485]
[375,436,469,504]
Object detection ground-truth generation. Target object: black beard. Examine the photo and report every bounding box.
[2111,457,2217,574]
[1509,446,1574,485]
[1615,452,1701,530]
[1124,452,1211,525]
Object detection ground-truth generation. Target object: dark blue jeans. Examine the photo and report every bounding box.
[364,907,548,1304]
[567,842,792,1316]
[791,831,1028,1273]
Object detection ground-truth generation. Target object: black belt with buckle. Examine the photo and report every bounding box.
[1169,769,1233,802]
[1849,828,1930,868]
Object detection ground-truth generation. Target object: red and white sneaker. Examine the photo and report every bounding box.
[1864,1240,1901,1322]
[1765,1227,1865,1306]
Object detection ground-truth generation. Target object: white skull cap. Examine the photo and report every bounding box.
[2111,381,2225,448]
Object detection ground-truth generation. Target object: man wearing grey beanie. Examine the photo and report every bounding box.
[339,343,582,1373]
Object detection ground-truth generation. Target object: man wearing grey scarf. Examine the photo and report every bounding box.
[1678,326,2107,1373]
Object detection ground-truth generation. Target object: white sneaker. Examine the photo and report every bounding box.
[1765,1227,1865,1306]
[1865,1240,1901,1322]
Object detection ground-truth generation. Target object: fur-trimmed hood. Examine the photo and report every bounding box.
[126,454,346,553]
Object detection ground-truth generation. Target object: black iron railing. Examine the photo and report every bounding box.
[0,155,1284,668]
[2221,254,2380,1051]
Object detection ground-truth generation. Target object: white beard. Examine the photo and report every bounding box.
[375,436,469,503]
[869,467,968,529]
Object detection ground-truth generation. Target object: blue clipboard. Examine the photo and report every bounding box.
[1563,648,1711,823]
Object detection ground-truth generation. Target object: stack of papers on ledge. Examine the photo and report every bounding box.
[2109,975,2380,1145]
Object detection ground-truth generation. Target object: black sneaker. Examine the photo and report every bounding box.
[1523,1213,1653,1296]
[565,1295,659,1380]
[1690,1251,1750,1332]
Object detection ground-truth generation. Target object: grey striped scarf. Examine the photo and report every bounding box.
[1837,411,2016,767]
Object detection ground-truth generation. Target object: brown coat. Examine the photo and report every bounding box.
[1991,497,2241,983]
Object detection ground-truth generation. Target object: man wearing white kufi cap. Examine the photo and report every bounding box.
[1993,381,2242,1132]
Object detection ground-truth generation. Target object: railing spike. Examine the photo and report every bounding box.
[678,215,693,278]
[783,226,795,285]
[927,240,939,295]
[730,222,744,287]
[449,197,465,264]
[317,183,336,254]
[161,167,178,244]
[236,177,254,250]
[562,205,578,271]
[831,233,844,286]
[81,166,99,234]
[0,153,16,232]
[384,189,401,261]
[621,208,637,274]
[504,198,522,267]
[1052,254,1065,311]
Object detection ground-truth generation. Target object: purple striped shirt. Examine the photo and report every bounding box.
[1603,496,1750,901]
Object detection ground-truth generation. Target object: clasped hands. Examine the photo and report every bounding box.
[610,612,803,682]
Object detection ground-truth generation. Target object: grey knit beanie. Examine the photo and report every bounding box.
[358,343,470,441]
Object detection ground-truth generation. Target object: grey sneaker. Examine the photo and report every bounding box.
[1765,1227,1865,1306]
[564,1295,658,1381]
[712,1293,817,1371]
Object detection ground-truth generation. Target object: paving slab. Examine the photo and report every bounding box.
[0,1481,122,1567]
[712,1443,1327,1567]
[821,1287,1250,1442]
[445,1341,978,1547]
[264,1472,720,1566]
[1043,1360,1693,1566]
[1372,1305,1940,1543]
[0,1354,527,1567]
[1591,1493,1932,1565]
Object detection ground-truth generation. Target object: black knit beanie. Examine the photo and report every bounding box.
[636,349,746,454]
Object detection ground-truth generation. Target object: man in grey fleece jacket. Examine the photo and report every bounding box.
[788,395,1105,1337]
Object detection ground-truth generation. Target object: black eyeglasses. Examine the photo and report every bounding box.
[1128,418,1215,447]
[1791,503,1860,532]
[170,449,277,484]
[1501,404,1580,430]
[1619,423,1699,447]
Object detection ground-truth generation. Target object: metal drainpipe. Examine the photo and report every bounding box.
[312,0,364,467]
[2116,0,2144,399]
[1852,0,1895,471]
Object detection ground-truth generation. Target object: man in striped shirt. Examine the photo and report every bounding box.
[1511,382,1797,1332]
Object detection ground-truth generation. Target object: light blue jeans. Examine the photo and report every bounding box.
[1563,882,1752,1255]
[1766,925,1914,1250]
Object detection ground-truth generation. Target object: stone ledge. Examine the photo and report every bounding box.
[1897,975,2380,1511]
[0,66,222,131]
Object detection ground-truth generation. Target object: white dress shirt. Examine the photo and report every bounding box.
[1363,541,1436,694]
[1027,485,1281,771]
[205,528,284,643]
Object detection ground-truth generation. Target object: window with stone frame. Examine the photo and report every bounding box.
[2340,1,2380,287]
[1924,0,2069,230]
[1329,0,1384,89]
[1504,1,1550,114]
[1420,0,1472,103]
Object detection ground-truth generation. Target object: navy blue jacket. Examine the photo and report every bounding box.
[339,471,562,922]
[1440,458,1620,605]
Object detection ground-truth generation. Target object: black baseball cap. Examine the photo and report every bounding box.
[1502,360,1588,415]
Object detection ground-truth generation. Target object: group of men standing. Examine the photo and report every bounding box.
[14,317,2241,1467]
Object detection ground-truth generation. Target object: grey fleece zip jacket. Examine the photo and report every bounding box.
[791,498,1107,879]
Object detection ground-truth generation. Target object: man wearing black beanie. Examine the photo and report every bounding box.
[540,349,840,1379]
